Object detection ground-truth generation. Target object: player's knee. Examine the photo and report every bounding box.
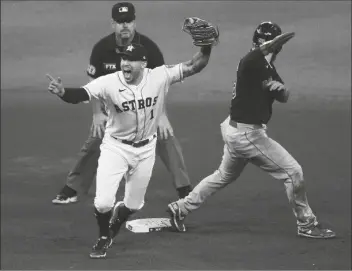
[286,163,304,190]
[291,163,303,182]
[94,196,115,213]
[218,169,236,184]
[124,200,144,211]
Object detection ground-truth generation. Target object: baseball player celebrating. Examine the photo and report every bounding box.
[167,22,336,239]
[52,2,192,205]
[46,18,219,259]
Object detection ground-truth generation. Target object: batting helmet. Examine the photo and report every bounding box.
[252,21,282,47]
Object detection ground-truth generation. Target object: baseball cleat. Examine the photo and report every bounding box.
[109,201,125,240]
[297,222,336,239]
[89,236,112,259]
[167,202,186,232]
[52,194,78,205]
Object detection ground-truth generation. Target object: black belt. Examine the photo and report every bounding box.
[229,119,265,129]
[119,134,156,148]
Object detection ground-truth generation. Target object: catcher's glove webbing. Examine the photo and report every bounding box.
[182,17,219,46]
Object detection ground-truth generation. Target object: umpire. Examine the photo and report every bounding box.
[52,2,192,204]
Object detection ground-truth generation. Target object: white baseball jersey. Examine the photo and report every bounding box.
[83,64,183,142]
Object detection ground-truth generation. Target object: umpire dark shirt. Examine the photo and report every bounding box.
[230,48,284,125]
[87,31,165,79]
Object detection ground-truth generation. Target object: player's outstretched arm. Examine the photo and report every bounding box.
[260,32,295,56]
[181,45,212,79]
[46,74,90,104]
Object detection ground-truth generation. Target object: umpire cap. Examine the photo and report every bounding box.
[112,2,136,23]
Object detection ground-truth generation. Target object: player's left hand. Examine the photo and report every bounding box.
[157,114,174,140]
[265,80,286,92]
[46,74,65,97]
[182,17,219,47]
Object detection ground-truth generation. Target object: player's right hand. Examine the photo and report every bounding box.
[157,114,174,140]
[91,113,107,139]
[46,74,65,97]
[265,80,286,92]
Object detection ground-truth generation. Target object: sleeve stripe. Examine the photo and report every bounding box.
[179,63,184,82]
[82,86,92,101]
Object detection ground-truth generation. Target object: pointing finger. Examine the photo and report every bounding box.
[46,74,55,82]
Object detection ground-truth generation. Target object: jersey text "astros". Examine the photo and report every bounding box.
[114,96,158,113]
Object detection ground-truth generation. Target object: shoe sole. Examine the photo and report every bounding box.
[89,239,112,258]
[89,252,107,259]
[52,197,78,205]
[297,232,336,239]
[167,204,186,232]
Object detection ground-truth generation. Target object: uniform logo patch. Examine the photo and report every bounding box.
[119,7,128,13]
[104,63,117,70]
[126,45,134,52]
[87,64,96,75]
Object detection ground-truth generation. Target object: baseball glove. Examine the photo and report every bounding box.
[182,17,219,46]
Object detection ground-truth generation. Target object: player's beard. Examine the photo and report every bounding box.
[120,31,130,39]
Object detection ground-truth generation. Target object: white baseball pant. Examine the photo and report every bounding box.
[94,134,157,213]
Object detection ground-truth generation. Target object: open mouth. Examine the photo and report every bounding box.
[123,68,132,80]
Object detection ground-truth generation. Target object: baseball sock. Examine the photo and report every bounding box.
[60,185,77,197]
[94,208,112,237]
[116,204,134,223]
[110,204,135,238]
[177,185,192,199]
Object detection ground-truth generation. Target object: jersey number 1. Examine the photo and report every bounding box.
[150,109,154,120]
